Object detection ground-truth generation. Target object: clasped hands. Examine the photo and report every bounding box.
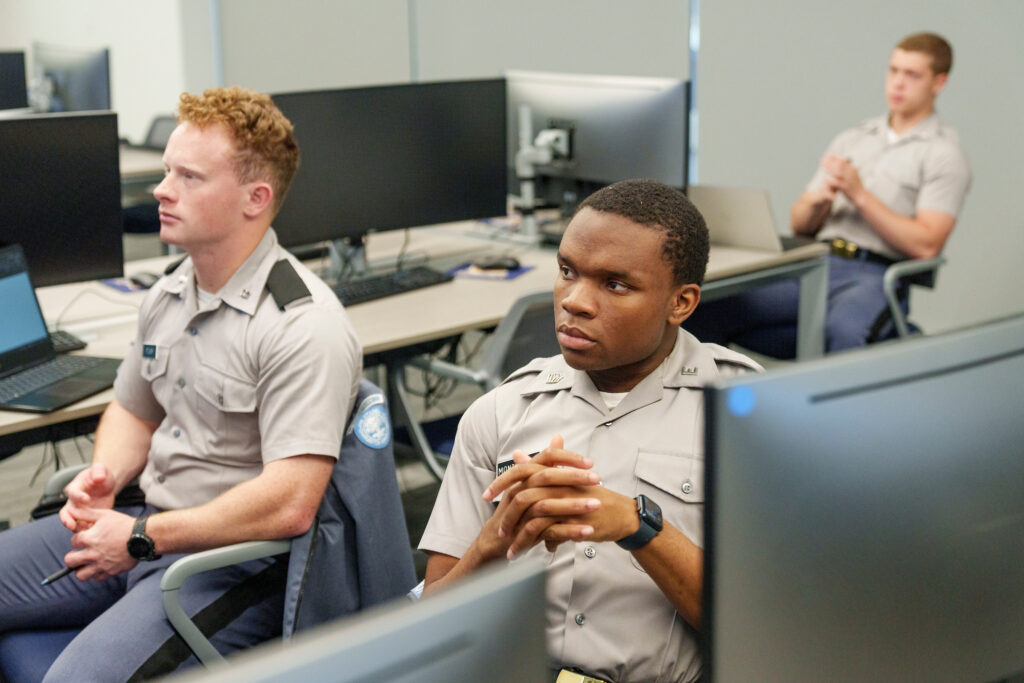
[480,435,638,561]
[57,463,138,581]
[814,154,865,206]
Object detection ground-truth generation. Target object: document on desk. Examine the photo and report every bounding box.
[450,263,535,281]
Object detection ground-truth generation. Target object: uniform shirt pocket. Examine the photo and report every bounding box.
[635,448,704,504]
[631,449,705,571]
[195,364,257,414]
[194,364,258,447]
[874,163,921,215]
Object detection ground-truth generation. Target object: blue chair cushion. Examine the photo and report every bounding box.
[0,628,80,683]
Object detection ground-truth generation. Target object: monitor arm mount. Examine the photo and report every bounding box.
[514,104,570,243]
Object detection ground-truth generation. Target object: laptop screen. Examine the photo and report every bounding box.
[0,270,49,355]
[0,245,50,362]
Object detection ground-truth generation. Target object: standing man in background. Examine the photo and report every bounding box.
[687,32,971,356]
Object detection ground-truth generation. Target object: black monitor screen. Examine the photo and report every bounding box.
[32,42,111,113]
[0,51,29,110]
[703,314,1024,682]
[0,112,124,286]
[270,79,507,249]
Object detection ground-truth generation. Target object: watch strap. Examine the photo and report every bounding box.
[128,514,160,561]
[616,495,662,551]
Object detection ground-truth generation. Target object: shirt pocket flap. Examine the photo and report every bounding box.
[139,344,169,381]
[635,449,704,503]
[196,366,257,413]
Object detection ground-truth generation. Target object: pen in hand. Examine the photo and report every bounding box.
[40,565,74,586]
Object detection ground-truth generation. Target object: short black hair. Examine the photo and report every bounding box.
[575,179,710,286]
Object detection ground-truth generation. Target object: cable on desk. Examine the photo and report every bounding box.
[393,228,413,272]
[53,287,142,330]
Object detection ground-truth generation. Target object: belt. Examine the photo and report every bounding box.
[824,238,898,267]
[555,669,610,683]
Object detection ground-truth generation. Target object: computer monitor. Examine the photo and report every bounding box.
[703,314,1024,683]
[505,70,689,213]
[31,41,111,113]
[0,112,124,286]
[270,79,507,255]
[0,51,29,111]
[172,560,548,683]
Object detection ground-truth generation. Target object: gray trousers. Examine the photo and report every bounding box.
[0,504,285,682]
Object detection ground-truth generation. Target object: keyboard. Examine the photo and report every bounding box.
[49,329,87,354]
[333,266,453,306]
[0,355,106,403]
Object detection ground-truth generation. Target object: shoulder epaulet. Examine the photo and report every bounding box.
[266,259,311,310]
[163,256,187,275]
[709,344,764,373]
[501,356,556,385]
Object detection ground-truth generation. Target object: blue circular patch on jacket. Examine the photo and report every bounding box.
[355,404,391,449]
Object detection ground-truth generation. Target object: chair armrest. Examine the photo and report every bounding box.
[882,257,945,338]
[43,464,89,498]
[405,355,490,387]
[160,539,292,665]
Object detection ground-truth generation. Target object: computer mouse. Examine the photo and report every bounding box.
[129,271,161,289]
[471,255,520,271]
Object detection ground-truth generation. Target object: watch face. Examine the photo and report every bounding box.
[127,534,152,559]
[638,495,663,529]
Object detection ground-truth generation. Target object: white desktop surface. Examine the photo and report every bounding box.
[118,146,164,181]
[1,223,827,439]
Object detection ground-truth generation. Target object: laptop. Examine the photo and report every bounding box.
[0,244,121,413]
[687,185,783,252]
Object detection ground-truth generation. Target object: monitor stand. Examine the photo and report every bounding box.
[322,237,367,283]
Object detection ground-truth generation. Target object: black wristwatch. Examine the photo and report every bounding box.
[127,515,161,561]
[616,495,663,551]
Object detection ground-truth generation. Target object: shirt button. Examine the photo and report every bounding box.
[583,545,597,559]
[189,327,198,336]
[574,613,586,626]
[217,393,224,406]
[682,480,693,494]
[177,378,186,389]
[172,428,181,438]
[157,474,166,483]
[603,421,613,427]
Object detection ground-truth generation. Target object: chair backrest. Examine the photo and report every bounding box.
[477,290,560,389]
[142,114,176,150]
[282,377,417,637]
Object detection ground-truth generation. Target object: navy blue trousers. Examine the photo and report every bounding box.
[0,505,285,682]
[685,255,907,359]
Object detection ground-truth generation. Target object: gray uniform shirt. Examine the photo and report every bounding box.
[114,228,362,510]
[811,113,971,261]
[420,328,762,683]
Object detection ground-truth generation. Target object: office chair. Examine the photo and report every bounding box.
[388,290,559,480]
[136,115,176,151]
[0,379,417,679]
[122,114,176,236]
[868,256,946,341]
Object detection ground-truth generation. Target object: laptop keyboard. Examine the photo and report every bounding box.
[0,355,107,403]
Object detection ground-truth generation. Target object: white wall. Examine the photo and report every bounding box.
[4,1,1020,334]
[698,1,1024,333]
[217,0,411,93]
[413,1,688,81]
[0,0,191,141]
[214,0,688,92]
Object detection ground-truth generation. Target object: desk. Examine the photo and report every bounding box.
[119,145,164,206]
[1,225,827,453]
